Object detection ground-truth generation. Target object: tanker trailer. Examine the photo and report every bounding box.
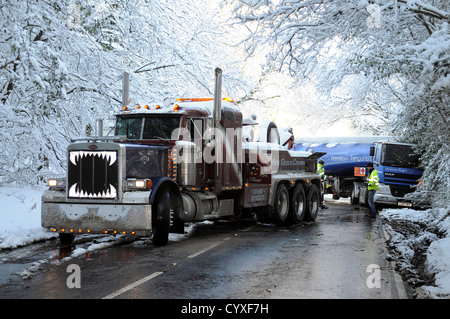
[293,138,425,208]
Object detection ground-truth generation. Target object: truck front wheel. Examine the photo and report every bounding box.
[350,184,359,205]
[305,184,320,221]
[59,233,75,247]
[152,191,170,246]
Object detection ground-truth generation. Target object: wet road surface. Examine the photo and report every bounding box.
[0,199,408,299]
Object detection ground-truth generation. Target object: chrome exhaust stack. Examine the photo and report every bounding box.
[122,71,129,108]
[213,68,222,126]
[213,68,223,195]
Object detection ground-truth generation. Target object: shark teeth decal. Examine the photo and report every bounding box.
[68,183,117,198]
[68,150,119,199]
[69,151,117,167]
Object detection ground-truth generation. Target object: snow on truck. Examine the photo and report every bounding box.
[41,69,325,246]
[293,137,427,209]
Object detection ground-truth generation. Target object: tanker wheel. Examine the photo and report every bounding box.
[350,185,359,205]
[273,184,289,225]
[289,183,306,224]
[152,190,170,246]
[305,184,320,222]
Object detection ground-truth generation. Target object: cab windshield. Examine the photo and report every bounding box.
[381,144,420,168]
[115,115,181,140]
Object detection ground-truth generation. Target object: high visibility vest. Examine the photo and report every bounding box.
[367,169,379,191]
[317,163,326,179]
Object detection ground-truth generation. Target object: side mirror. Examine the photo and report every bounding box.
[369,146,375,157]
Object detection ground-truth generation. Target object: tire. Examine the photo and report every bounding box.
[152,191,171,246]
[273,184,289,225]
[59,233,75,247]
[305,184,320,221]
[350,184,359,205]
[259,121,280,144]
[255,205,273,224]
[170,190,185,234]
[359,188,368,206]
[289,183,306,224]
[266,122,280,144]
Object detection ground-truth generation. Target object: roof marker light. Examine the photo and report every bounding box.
[176,97,234,102]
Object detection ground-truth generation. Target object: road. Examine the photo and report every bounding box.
[0,198,409,301]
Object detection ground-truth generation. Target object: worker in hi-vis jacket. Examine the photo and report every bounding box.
[366,163,379,218]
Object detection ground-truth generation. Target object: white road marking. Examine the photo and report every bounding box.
[103,227,249,298]
[391,261,408,299]
[187,237,231,259]
[242,225,257,232]
[102,271,163,299]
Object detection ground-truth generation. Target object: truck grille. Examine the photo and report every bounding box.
[389,184,414,198]
[68,151,119,199]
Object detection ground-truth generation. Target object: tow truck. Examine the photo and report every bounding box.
[42,69,324,246]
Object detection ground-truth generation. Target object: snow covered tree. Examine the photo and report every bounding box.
[0,0,250,186]
[229,0,450,207]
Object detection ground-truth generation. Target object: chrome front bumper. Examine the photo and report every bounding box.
[41,190,152,236]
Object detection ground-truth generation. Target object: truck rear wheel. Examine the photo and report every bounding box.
[290,183,306,224]
[152,191,170,246]
[305,184,320,221]
[273,184,289,225]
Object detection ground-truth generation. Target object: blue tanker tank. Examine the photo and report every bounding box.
[293,142,373,177]
[293,138,426,208]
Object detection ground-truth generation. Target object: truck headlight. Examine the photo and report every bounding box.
[377,184,391,195]
[126,178,152,190]
[46,178,66,190]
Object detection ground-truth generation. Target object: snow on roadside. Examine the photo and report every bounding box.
[422,207,450,298]
[0,186,57,249]
[380,207,450,299]
[425,236,450,297]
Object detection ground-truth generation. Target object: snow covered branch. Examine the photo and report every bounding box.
[0,0,251,186]
[230,0,450,207]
